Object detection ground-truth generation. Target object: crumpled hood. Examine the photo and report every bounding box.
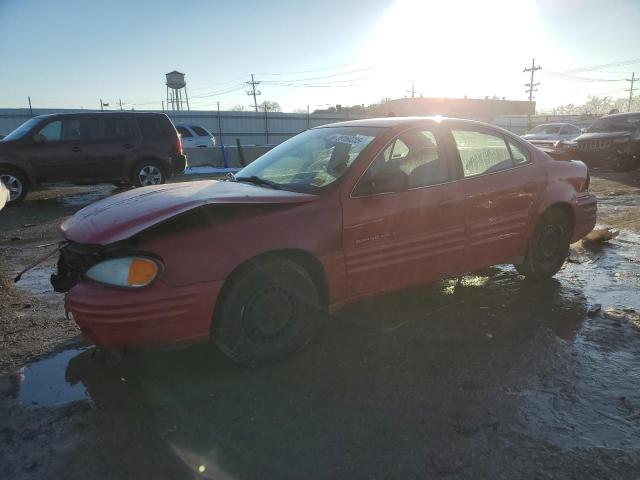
[61,180,317,245]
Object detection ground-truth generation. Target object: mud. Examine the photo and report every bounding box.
[1,172,640,479]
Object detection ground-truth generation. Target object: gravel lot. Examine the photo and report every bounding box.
[1,170,639,479]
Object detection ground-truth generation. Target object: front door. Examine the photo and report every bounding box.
[29,118,87,183]
[342,126,466,298]
[448,126,543,269]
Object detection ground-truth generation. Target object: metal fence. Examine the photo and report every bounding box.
[0,108,600,144]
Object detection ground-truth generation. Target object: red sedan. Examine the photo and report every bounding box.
[52,117,597,366]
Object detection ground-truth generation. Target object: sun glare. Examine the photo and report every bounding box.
[365,0,541,99]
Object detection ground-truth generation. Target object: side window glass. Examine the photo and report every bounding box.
[176,126,192,138]
[508,140,530,165]
[355,129,448,195]
[191,126,209,136]
[37,121,62,142]
[62,119,82,141]
[452,130,513,177]
[104,118,131,140]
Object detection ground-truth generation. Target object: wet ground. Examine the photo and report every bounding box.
[1,171,640,479]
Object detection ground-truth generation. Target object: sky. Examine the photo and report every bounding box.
[1,0,639,112]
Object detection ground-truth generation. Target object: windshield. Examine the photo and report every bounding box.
[2,117,42,141]
[588,115,640,133]
[235,126,380,193]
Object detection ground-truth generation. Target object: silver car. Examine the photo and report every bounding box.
[521,123,582,148]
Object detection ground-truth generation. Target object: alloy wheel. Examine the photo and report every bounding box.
[0,174,23,202]
[137,165,163,186]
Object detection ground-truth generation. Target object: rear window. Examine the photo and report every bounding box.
[191,126,210,137]
[137,116,170,140]
[588,115,640,133]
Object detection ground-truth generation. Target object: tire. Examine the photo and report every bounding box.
[213,258,321,368]
[0,168,28,205]
[514,208,571,280]
[131,160,166,187]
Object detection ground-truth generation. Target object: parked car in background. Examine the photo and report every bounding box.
[569,112,640,170]
[0,181,9,210]
[0,112,186,205]
[49,117,596,367]
[521,123,582,159]
[175,123,216,148]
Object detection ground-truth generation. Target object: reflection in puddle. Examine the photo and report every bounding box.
[16,349,90,406]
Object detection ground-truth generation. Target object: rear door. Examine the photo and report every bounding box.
[448,125,543,269]
[82,116,134,181]
[29,117,88,182]
[342,126,467,297]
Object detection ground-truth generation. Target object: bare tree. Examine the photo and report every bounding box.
[259,100,282,112]
[231,104,246,111]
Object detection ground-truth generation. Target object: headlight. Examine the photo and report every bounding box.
[85,257,162,288]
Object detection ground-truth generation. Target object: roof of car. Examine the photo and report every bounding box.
[35,111,168,119]
[603,112,640,119]
[315,116,490,129]
[534,123,579,127]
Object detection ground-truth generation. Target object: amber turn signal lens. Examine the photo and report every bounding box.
[127,258,159,287]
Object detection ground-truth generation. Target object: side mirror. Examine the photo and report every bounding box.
[581,128,587,134]
[357,168,407,195]
[32,133,45,145]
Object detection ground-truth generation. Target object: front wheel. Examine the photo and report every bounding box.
[514,208,571,280]
[131,161,165,187]
[213,258,322,368]
[0,169,28,205]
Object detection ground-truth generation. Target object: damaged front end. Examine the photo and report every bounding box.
[51,241,155,293]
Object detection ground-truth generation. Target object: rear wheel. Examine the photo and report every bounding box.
[131,160,165,187]
[514,208,571,280]
[213,258,321,368]
[0,169,28,205]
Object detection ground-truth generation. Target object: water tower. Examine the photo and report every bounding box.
[165,70,190,111]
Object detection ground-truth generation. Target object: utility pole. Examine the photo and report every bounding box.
[405,80,416,98]
[524,58,542,129]
[28,96,33,117]
[118,99,123,111]
[100,99,104,111]
[246,74,261,112]
[626,72,637,112]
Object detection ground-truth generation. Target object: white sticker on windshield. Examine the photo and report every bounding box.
[328,134,367,145]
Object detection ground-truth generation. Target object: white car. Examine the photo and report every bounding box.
[175,124,216,148]
[0,180,9,210]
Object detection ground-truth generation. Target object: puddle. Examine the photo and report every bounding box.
[13,349,90,406]
[15,266,55,297]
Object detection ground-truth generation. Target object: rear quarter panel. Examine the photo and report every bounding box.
[525,157,595,243]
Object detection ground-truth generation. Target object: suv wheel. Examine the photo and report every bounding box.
[132,161,165,187]
[213,258,322,368]
[0,169,28,205]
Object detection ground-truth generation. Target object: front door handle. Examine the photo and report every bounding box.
[71,146,82,153]
[123,143,134,149]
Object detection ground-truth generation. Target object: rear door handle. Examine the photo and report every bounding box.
[524,181,537,193]
[437,198,456,209]
[71,146,82,153]
[123,143,134,149]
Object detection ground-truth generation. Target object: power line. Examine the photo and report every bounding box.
[257,61,358,76]
[261,66,374,84]
[543,70,625,83]
[562,57,640,74]
[246,74,261,112]
[626,72,638,112]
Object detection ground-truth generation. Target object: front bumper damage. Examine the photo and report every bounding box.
[51,241,221,350]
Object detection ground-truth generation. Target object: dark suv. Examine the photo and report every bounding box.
[0,112,186,205]
[570,112,640,171]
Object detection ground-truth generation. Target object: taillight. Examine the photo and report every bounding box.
[176,135,183,155]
